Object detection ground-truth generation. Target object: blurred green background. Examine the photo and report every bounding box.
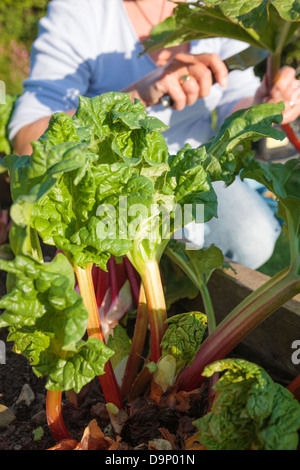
[0,0,49,96]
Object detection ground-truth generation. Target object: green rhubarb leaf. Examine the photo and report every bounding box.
[35,337,113,393]
[5,92,172,269]
[200,0,300,52]
[127,103,285,273]
[5,141,89,205]
[166,240,228,287]
[164,145,218,222]
[7,326,50,365]
[144,1,300,54]
[202,103,286,184]
[30,162,154,269]
[194,358,300,450]
[38,93,169,166]
[144,2,258,51]
[161,311,207,366]
[107,325,131,369]
[205,0,300,25]
[0,253,114,392]
[127,144,219,271]
[0,253,86,339]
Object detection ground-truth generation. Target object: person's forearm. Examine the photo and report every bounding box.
[13,109,76,156]
[13,117,52,156]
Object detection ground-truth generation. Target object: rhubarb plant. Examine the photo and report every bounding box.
[1,91,297,446]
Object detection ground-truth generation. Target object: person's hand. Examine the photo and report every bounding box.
[254,66,300,124]
[124,53,228,110]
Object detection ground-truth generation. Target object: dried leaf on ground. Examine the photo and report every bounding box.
[185,434,206,451]
[47,439,79,450]
[75,419,115,450]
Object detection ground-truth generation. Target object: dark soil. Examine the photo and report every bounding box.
[0,324,206,450]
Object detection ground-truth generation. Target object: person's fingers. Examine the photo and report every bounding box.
[280,84,300,124]
[268,66,296,102]
[253,66,300,124]
[190,62,214,98]
[263,67,300,124]
[178,74,200,105]
[280,105,300,125]
[164,52,228,101]
[190,53,228,89]
[157,69,190,110]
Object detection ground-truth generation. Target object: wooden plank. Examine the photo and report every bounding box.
[180,262,300,381]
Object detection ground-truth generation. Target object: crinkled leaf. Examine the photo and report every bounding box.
[0,253,113,392]
[161,311,207,366]
[5,141,89,205]
[38,93,169,166]
[107,325,131,369]
[30,163,154,268]
[0,254,79,329]
[35,337,113,393]
[7,326,50,365]
[164,145,218,222]
[194,358,300,450]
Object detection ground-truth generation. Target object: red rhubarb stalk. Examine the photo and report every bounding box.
[108,256,126,305]
[287,374,300,401]
[124,256,141,306]
[107,256,133,321]
[46,391,71,442]
[281,123,300,152]
[121,283,149,398]
[74,263,124,408]
[94,265,110,307]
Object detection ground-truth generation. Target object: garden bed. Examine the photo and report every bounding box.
[0,260,299,450]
